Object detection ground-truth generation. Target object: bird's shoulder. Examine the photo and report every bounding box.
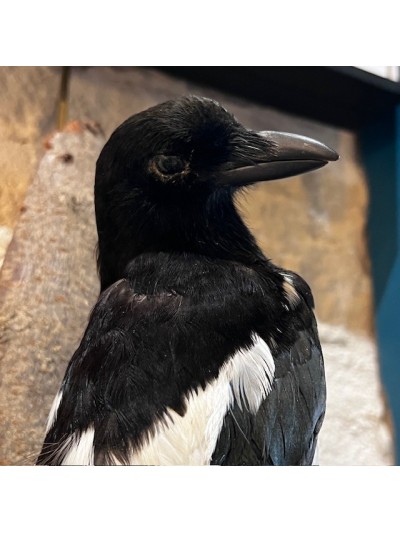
[79,253,320,366]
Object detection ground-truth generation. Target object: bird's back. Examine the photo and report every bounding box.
[37,252,325,466]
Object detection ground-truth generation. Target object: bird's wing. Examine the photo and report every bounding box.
[211,274,326,466]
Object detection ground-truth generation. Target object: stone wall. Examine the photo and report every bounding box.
[0,67,393,464]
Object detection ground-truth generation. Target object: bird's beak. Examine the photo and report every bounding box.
[217,131,339,186]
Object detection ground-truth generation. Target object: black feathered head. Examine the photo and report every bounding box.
[96,96,337,194]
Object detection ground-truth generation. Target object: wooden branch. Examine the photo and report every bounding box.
[0,124,104,465]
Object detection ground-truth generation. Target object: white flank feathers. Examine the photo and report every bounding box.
[62,425,95,465]
[127,376,233,466]
[126,333,275,465]
[45,390,63,433]
[53,334,275,465]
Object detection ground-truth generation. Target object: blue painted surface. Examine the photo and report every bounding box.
[361,105,400,464]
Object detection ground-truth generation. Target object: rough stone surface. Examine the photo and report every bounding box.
[318,323,393,465]
[0,67,393,465]
[0,66,59,264]
[0,128,103,465]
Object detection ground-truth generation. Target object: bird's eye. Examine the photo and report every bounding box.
[150,155,189,179]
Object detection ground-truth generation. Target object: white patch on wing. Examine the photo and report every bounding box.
[125,333,275,465]
[62,425,95,465]
[45,390,63,433]
[227,334,275,414]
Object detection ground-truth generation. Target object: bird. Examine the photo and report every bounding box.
[36,95,338,466]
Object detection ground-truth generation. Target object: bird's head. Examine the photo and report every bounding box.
[95,95,338,289]
[97,95,338,197]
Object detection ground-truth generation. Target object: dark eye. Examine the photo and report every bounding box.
[151,155,188,176]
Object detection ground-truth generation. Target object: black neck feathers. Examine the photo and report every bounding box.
[95,175,266,291]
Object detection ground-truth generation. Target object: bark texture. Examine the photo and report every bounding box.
[0,126,103,464]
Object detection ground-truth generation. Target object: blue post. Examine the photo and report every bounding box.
[361,105,400,464]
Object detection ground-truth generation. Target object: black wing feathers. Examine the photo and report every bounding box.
[211,274,326,466]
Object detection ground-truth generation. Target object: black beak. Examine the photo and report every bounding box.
[217,131,339,186]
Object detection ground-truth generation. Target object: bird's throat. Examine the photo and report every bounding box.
[96,189,265,292]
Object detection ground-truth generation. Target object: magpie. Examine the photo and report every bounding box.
[36,95,338,466]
